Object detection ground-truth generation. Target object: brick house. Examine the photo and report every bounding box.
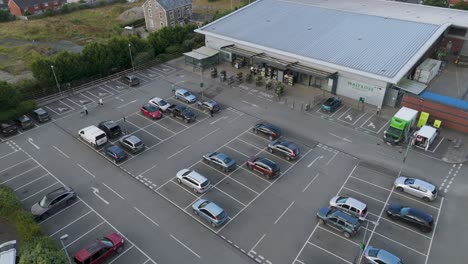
[449,0,468,6]
[8,0,66,16]
[142,0,192,32]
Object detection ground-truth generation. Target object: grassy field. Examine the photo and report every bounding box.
[193,0,247,13]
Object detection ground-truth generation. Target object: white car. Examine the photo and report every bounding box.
[149,97,170,111]
[394,176,437,202]
[176,169,211,193]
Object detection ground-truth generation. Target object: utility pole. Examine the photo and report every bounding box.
[128,43,135,72]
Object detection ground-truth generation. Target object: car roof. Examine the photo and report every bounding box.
[107,145,123,152]
[176,88,188,93]
[46,187,70,199]
[187,171,208,183]
[34,108,47,114]
[100,120,118,128]
[204,201,224,216]
[151,96,163,101]
[376,248,401,263]
[205,100,218,105]
[17,115,30,121]
[258,158,277,168]
[403,207,433,222]
[215,153,228,160]
[123,135,140,144]
[332,210,359,225]
[336,196,367,210]
[413,179,435,191]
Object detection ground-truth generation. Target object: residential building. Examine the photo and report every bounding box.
[8,0,65,16]
[142,0,192,32]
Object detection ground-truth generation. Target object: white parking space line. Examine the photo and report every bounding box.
[137,163,158,177]
[125,120,163,141]
[108,245,135,264]
[14,173,49,191]
[134,207,159,227]
[235,137,264,151]
[214,186,247,206]
[170,234,201,259]
[237,166,272,184]
[302,173,320,193]
[117,99,138,109]
[374,232,427,256]
[151,119,177,134]
[53,146,70,159]
[307,155,323,168]
[325,152,338,166]
[38,201,83,225]
[99,86,115,97]
[142,259,151,264]
[380,217,432,239]
[65,98,83,108]
[20,182,59,201]
[349,175,392,192]
[428,137,445,153]
[392,191,440,210]
[274,201,295,224]
[337,107,351,120]
[103,84,120,93]
[169,181,199,198]
[210,116,228,125]
[227,112,244,123]
[167,145,191,160]
[65,221,105,248]
[307,242,353,264]
[80,92,95,103]
[225,145,250,157]
[0,158,32,174]
[295,259,306,264]
[0,165,40,184]
[247,131,272,143]
[0,150,18,160]
[45,105,62,115]
[426,197,444,263]
[198,128,220,141]
[77,163,96,178]
[49,211,93,237]
[102,182,125,200]
[342,187,386,204]
[249,233,266,255]
[377,119,391,134]
[317,226,360,246]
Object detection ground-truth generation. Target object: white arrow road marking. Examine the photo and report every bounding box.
[28,138,40,149]
[57,107,69,112]
[241,100,258,108]
[117,99,138,109]
[329,133,353,143]
[307,156,323,168]
[91,187,109,205]
[115,96,124,102]
[345,114,353,121]
[367,122,376,129]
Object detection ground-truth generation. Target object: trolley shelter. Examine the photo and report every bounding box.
[184,46,220,70]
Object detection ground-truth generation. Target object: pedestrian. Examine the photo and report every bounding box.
[99,98,103,106]
[83,105,88,115]
[209,108,214,117]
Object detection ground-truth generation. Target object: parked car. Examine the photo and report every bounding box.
[31,186,76,220]
[105,145,128,163]
[73,233,125,264]
[15,115,34,130]
[122,75,139,86]
[119,135,145,154]
[98,120,122,139]
[140,104,162,119]
[176,169,211,193]
[0,240,16,264]
[79,126,107,148]
[386,204,433,232]
[394,176,437,202]
[167,104,195,123]
[321,97,342,113]
[0,122,18,137]
[32,108,50,123]
[149,96,170,111]
[364,246,403,264]
[252,123,281,140]
[197,100,220,113]
[192,199,228,227]
[316,207,361,238]
[203,152,236,172]
[175,88,197,103]
[267,140,300,161]
[246,156,280,179]
[329,196,368,219]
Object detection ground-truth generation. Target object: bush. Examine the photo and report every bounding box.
[165,44,183,54]
[15,100,38,116]
[19,237,68,264]
[0,186,22,222]
[14,210,42,242]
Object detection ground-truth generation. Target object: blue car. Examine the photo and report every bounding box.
[192,199,228,227]
[253,123,281,140]
[175,89,197,104]
[321,97,342,113]
[105,145,128,163]
[203,152,236,172]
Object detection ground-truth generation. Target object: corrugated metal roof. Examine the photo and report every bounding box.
[198,0,444,81]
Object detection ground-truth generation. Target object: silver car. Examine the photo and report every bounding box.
[364,246,403,264]
[394,176,437,202]
[176,169,211,193]
[329,196,368,219]
[119,135,145,154]
[31,186,76,220]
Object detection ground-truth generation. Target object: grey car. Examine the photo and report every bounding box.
[203,152,236,172]
[364,246,403,264]
[329,196,368,219]
[394,176,437,202]
[317,207,361,238]
[175,89,197,103]
[176,169,211,193]
[31,186,76,220]
[192,199,228,227]
[119,135,145,154]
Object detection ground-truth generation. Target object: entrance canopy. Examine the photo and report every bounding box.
[221,45,262,58]
[184,46,219,69]
[395,78,427,95]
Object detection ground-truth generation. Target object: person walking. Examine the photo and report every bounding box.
[83,105,88,115]
[209,108,214,117]
[99,98,103,106]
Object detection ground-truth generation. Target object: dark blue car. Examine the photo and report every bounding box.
[386,204,433,232]
[253,123,281,140]
[321,97,342,113]
[105,145,128,163]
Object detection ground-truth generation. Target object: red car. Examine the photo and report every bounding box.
[246,156,280,179]
[73,233,125,264]
[140,104,162,119]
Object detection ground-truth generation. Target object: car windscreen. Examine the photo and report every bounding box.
[96,134,106,141]
[223,157,232,164]
[134,141,143,147]
[183,92,191,97]
[109,126,121,134]
[182,109,194,116]
[100,238,113,248]
[147,105,158,112]
[386,127,403,138]
[159,99,168,106]
[200,180,210,187]
[39,196,50,208]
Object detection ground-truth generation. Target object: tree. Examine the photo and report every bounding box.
[31,58,55,85]
[453,1,468,10]
[53,51,84,83]
[82,42,113,75]
[0,81,21,111]
[423,0,448,7]
[275,82,285,98]
[0,10,13,22]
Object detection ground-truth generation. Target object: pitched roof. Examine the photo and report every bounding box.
[156,0,191,10]
[196,0,447,83]
[12,0,65,8]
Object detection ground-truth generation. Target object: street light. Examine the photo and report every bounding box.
[60,234,72,264]
[128,43,135,73]
[198,62,204,101]
[50,65,62,96]
[121,111,128,135]
[355,219,379,264]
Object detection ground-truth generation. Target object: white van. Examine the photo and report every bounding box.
[0,240,17,264]
[78,125,107,148]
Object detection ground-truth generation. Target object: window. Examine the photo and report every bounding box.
[177,9,181,18]
[170,21,175,26]
[169,10,174,19]
[148,1,152,7]
[159,11,162,19]
[160,22,164,27]
[185,6,191,16]
[148,9,152,18]
[44,2,48,6]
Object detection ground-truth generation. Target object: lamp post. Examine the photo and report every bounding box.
[128,43,135,73]
[199,63,204,101]
[355,219,379,264]
[121,111,128,135]
[60,234,72,264]
[50,65,62,96]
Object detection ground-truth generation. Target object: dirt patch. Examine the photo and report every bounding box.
[0,70,33,84]
[0,218,17,243]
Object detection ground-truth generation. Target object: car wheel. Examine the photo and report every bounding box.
[40,212,49,220]
[193,188,198,193]
[396,187,404,192]
[343,232,351,239]
[193,209,199,215]
[268,148,273,153]
[185,119,189,124]
[248,164,253,170]
[223,167,228,172]
[203,159,209,164]
[211,222,216,228]
[421,226,431,233]
[253,128,258,134]
[116,246,123,254]
[187,99,190,104]
[286,155,291,161]
[177,178,182,184]
[319,219,325,225]
[422,197,430,202]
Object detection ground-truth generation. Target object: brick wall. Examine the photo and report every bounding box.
[402,94,468,133]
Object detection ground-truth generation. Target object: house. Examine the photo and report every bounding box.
[449,0,468,6]
[8,0,66,16]
[142,0,192,32]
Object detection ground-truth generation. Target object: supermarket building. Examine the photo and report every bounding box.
[194,0,468,107]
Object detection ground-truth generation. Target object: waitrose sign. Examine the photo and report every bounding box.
[338,77,383,106]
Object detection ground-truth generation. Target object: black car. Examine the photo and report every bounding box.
[197,100,220,113]
[32,108,50,123]
[321,97,342,113]
[386,204,433,232]
[15,115,34,130]
[267,140,300,161]
[0,122,18,137]
[119,135,145,154]
[122,75,139,87]
[31,186,76,220]
[98,120,122,139]
[252,123,281,140]
[105,145,128,163]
